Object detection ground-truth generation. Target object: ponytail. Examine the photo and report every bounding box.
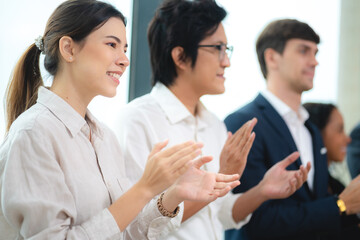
[5,43,43,132]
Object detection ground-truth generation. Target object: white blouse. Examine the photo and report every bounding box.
[0,87,181,239]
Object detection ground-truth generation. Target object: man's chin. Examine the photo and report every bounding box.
[302,81,314,92]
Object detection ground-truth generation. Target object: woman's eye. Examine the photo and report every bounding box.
[107,42,116,48]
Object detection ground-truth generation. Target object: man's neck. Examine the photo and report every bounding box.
[168,78,200,116]
[267,85,302,113]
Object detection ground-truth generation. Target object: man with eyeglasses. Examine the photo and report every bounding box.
[114,1,310,239]
[197,43,234,61]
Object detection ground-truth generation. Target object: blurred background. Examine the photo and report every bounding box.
[0,0,359,152]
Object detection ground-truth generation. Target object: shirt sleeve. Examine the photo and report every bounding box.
[114,107,185,237]
[125,200,184,239]
[216,192,251,230]
[215,116,252,229]
[1,130,122,239]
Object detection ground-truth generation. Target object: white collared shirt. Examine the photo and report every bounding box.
[0,87,180,240]
[261,90,314,190]
[114,83,250,240]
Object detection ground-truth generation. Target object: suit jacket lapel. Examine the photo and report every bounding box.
[305,120,328,198]
[254,94,302,168]
[255,94,318,196]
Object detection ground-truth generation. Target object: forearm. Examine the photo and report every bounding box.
[108,182,154,231]
[161,186,184,214]
[182,200,211,222]
[232,184,268,223]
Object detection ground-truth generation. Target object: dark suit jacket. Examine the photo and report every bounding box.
[224,94,342,240]
[328,174,360,240]
[347,123,360,179]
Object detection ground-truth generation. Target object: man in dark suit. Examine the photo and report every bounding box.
[224,19,360,240]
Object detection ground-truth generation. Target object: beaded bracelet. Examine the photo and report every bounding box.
[157,192,180,218]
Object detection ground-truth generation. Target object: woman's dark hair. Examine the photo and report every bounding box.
[303,102,336,131]
[148,0,227,86]
[256,19,320,79]
[5,0,125,132]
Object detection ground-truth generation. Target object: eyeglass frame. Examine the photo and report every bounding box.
[197,43,233,61]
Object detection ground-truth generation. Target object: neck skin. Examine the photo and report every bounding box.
[168,76,201,116]
[266,75,302,114]
[50,69,92,118]
[326,155,335,166]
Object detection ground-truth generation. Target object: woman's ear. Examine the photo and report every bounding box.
[171,46,188,70]
[59,36,75,63]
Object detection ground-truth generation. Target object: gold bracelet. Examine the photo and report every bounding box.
[157,192,180,218]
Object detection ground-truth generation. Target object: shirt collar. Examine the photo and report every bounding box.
[261,89,309,123]
[36,87,103,138]
[85,109,104,140]
[150,83,210,129]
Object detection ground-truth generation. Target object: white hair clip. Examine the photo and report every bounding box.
[35,36,44,53]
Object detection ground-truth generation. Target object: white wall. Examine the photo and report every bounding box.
[202,0,340,120]
[0,0,340,143]
[0,0,133,142]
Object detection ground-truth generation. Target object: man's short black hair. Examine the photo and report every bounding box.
[148,0,227,86]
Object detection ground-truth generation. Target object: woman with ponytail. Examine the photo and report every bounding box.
[0,0,240,239]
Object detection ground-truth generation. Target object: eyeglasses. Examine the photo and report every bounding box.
[197,43,233,61]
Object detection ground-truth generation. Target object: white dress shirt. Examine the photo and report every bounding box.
[114,83,250,240]
[0,87,181,240]
[261,90,314,190]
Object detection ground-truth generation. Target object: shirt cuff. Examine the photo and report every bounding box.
[134,198,182,240]
[217,192,252,230]
[81,208,122,240]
